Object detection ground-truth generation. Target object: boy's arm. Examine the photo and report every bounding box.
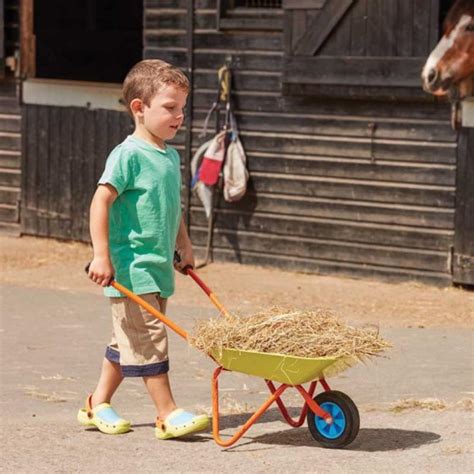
[88,184,118,287]
[175,216,195,273]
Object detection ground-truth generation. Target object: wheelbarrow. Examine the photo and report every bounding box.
[103,266,360,449]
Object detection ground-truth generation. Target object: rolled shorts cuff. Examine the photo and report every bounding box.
[121,360,169,377]
[105,346,120,364]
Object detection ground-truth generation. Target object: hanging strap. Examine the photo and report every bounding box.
[200,65,232,138]
[200,101,218,138]
[229,111,239,142]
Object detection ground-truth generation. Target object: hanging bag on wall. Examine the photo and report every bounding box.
[198,131,227,186]
[223,112,248,202]
[190,138,214,218]
[190,62,249,267]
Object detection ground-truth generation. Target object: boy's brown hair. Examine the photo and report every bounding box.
[122,59,190,116]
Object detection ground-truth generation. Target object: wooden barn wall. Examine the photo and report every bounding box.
[144,0,457,285]
[0,0,21,233]
[21,106,134,241]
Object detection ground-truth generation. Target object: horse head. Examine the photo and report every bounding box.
[422,0,474,96]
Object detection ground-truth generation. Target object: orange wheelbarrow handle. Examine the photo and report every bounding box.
[85,262,188,340]
[174,252,232,318]
[110,280,188,340]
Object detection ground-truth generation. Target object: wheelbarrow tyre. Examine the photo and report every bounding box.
[307,390,359,449]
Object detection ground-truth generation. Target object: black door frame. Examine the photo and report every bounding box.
[452,119,474,286]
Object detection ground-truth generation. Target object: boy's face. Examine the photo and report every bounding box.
[135,84,187,145]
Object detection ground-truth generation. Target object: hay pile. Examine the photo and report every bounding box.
[190,307,391,375]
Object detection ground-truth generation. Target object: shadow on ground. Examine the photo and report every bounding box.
[207,408,441,452]
[225,426,440,452]
[86,407,441,451]
[218,406,303,429]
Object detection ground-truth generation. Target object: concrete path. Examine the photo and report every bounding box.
[1,285,473,472]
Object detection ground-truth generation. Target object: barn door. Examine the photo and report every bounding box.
[0,0,5,78]
[452,120,474,285]
[282,0,440,98]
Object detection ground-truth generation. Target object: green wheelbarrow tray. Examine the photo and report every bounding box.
[211,348,338,385]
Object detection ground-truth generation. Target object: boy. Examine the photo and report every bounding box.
[77,60,209,439]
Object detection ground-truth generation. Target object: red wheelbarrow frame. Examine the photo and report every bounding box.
[212,367,333,447]
[110,274,334,448]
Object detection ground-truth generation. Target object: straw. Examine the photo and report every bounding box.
[189,307,391,376]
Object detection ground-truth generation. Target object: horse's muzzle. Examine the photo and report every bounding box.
[422,69,452,95]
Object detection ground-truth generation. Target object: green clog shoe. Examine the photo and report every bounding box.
[155,408,209,440]
[77,394,131,435]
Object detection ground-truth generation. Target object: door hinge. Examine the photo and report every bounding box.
[453,253,474,270]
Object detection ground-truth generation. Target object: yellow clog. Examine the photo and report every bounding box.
[77,394,131,435]
[155,408,209,440]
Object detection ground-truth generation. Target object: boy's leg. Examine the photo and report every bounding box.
[91,356,124,406]
[142,296,177,420]
[112,293,208,437]
[77,324,130,434]
[143,373,177,420]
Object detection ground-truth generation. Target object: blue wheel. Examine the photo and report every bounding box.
[307,391,359,448]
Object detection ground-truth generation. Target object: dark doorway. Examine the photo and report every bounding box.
[34,0,143,83]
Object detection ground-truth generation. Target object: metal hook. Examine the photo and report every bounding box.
[224,55,233,68]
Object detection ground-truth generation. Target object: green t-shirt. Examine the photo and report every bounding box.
[98,135,182,298]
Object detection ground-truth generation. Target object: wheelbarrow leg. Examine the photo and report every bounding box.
[319,378,331,391]
[212,367,289,448]
[266,380,317,428]
[295,385,333,423]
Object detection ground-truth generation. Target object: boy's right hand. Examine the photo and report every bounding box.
[87,257,115,287]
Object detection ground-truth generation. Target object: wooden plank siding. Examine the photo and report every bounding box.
[144,0,457,284]
[0,0,20,233]
[17,0,458,285]
[282,0,439,98]
[21,105,135,241]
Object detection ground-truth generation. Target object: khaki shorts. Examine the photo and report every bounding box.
[104,293,169,377]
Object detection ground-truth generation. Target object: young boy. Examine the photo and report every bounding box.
[77,59,209,439]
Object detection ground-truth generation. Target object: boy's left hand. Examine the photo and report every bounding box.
[174,244,195,274]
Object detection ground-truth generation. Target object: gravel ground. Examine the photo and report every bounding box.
[0,236,473,472]
[1,410,472,473]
